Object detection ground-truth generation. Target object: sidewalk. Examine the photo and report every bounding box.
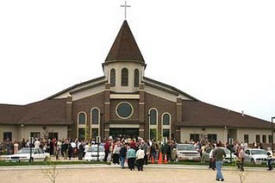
[0,163,270,172]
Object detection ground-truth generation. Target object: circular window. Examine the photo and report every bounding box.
[116,102,133,119]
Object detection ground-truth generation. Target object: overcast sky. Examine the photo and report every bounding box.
[0,0,274,121]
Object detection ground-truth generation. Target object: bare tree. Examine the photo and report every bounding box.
[42,160,59,183]
[239,171,246,183]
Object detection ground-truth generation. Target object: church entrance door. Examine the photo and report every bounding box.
[109,128,139,139]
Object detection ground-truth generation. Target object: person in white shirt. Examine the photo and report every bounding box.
[34,139,40,149]
[136,147,145,171]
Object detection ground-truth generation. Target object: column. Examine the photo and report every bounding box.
[175,97,182,142]
[104,83,111,139]
[139,84,145,139]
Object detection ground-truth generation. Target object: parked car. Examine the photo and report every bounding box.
[176,144,201,161]
[0,148,50,162]
[244,149,274,164]
[202,147,236,163]
[84,145,105,161]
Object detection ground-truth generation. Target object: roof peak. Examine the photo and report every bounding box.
[105,20,145,64]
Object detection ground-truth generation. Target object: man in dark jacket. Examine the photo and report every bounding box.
[120,143,127,169]
[213,142,226,181]
[78,142,84,160]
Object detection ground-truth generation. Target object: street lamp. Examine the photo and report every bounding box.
[272,117,275,152]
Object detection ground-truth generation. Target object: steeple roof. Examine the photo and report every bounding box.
[105,20,145,64]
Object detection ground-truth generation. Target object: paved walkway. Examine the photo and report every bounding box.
[0,165,274,183]
[0,163,269,172]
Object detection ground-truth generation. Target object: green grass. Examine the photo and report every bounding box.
[166,160,268,167]
[0,160,107,166]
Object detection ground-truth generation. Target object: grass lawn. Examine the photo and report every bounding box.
[0,160,107,166]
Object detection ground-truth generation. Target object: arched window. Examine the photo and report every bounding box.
[110,69,116,87]
[134,69,139,87]
[162,113,170,125]
[121,68,128,86]
[78,112,86,125]
[149,109,157,125]
[91,108,99,125]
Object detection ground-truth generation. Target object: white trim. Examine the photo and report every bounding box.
[134,68,140,87]
[77,111,87,138]
[121,67,129,86]
[110,68,116,87]
[77,111,87,127]
[161,112,172,140]
[109,124,140,128]
[90,107,100,137]
[149,108,159,140]
[110,94,140,99]
[115,102,134,119]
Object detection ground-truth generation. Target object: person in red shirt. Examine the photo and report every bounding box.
[104,139,111,162]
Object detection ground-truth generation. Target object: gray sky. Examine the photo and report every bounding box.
[0,0,274,121]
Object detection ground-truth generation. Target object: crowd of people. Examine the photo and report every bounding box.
[0,136,273,175]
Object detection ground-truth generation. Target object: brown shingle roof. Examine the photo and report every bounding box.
[0,99,69,125]
[181,100,271,129]
[0,104,24,124]
[105,20,145,64]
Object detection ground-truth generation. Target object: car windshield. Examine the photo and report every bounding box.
[88,146,104,152]
[18,148,31,154]
[177,144,195,151]
[251,150,267,155]
[222,148,230,154]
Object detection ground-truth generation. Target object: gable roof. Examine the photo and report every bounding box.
[181,100,271,129]
[0,99,69,125]
[143,77,199,101]
[0,104,24,124]
[47,76,106,99]
[105,20,145,64]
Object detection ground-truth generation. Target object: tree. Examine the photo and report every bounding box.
[42,160,58,183]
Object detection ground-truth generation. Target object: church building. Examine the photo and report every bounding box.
[0,20,273,147]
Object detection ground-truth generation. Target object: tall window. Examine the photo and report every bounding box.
[256,135,260,143]
[110,69,116,87]
[78,128,85,140]
[269,135,273,144]
[190,134,200,142]
[262,135,266,143]
[244,134,249,144]
[91,108,99,124]
[150,129,157,140]
[3,132,12,141]
[78,112,86,125]
[30,132,40,138]
[92,128,99,139]
[149,109,157,125]
[207,134,217,143]
[162,113,170,125]
[134,69,139,87]
[121,68,128,86]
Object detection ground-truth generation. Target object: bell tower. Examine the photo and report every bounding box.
[102,20,146,93]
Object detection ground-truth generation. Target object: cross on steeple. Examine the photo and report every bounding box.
[120,1,131,20]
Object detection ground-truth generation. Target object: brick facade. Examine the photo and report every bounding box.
[71,84,180,141]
